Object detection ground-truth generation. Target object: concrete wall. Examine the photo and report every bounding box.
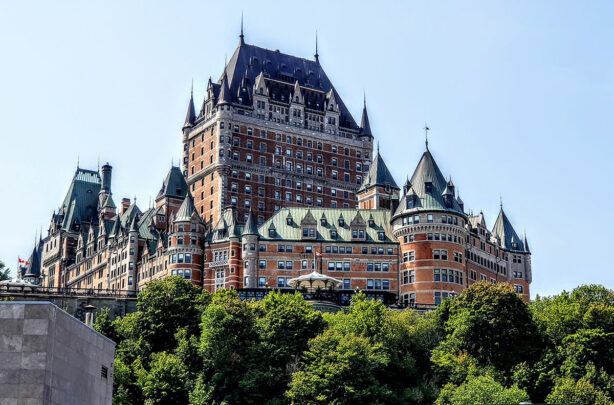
[0,302,115,405]
[0,293,137,321]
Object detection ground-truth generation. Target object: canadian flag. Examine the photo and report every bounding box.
[18,257,29,267]
[314,251,322,257]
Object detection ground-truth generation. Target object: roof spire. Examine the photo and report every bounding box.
[183,80,196,129]
[314,30,319,64]
[424,123,430,151]
[500,194,503,209]
[359,95,372,137]
[77,153,80,169]
[377,140,380,155]
[239,11,245,45]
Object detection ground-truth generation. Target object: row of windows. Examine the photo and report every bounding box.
[434,291,458,305]
[434,269,463,284]
[225,121,368,159]
[170,253,192,264]
[401,214,463,226]
[170,269,191,279]
[427,233,462,244]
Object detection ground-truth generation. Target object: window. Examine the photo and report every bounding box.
[427,214,433,223]
[514,284,524,293]
[258,277,266,287]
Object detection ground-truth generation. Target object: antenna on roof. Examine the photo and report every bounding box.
[314,30,319,64]
[239,11,245,45]
[424,123,430,151]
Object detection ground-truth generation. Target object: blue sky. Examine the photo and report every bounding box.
[1,1,612,297]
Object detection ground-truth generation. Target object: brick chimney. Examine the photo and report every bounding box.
[121,198,131,214]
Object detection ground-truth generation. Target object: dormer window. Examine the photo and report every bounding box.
[338,218,345,227]
[368,219,375,227]
[425,182,433,193]
[330,230,337,239]
[378,232,385,241]
[321,218,327,226]
[269,229,276,238]
[286,217,293,226]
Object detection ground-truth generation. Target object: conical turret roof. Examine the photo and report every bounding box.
[175,192,200,222]
[359,96,372,137]
[395,149,464,217]
[358,148,399,192]
[242,209,259,236]
[217,70,231,105]
[183,85,196,129]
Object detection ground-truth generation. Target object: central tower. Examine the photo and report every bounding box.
[182,31,374,229]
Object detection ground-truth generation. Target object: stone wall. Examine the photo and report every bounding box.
[0,302,115,405]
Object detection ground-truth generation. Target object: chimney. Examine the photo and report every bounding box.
[101,163,112,192]
[121,198,130,214]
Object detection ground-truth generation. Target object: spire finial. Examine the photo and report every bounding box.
[239,12,245,45]
[191,78,193,98]
[377,140,380,155]
[424,123,430,151]
[500,194,503,209]
[97,154,100,172]
[363,89,366,108]
[77,153,80,169]
[314,30,319,63]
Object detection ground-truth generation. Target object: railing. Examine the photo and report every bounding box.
[393,302,439,311]
[0,285,137,298]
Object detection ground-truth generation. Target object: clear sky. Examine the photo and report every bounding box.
[1,1,612,297]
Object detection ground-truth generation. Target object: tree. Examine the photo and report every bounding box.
[136,277,210,354]
[286,329,392,404]
[546,377,612,405]
[136,351,191,405]
[0,260,11,281]
[198,289,259,403]
[435,375,529,405]
[244,292,325,401]
[432,282,541,380]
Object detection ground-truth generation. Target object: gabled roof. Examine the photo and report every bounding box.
[210,42,359,130]
[395,149,465,217]
[260,207,393,243]
[358,148,399,192]
[58,168,102,231]
[120,203,142,228]
[156,166,188,201]
[469,212,487,229]
[175,192,201,223]
[491,207,525,252]
[209,208,242,243]
[137,207,160,241]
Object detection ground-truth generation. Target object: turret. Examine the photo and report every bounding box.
[241,210,259,288]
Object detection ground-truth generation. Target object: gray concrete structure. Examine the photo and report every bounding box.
[0,302,115,405]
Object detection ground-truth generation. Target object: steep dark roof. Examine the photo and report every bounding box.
[103,194,116,209]
[23,240,43,278]
[214,42,359,130]
[359,99,372,136]
[156,166,188,201]
[491,207,525,252]
[358,149,399,192]
[183,87,196,129]
[394,149,464,217]
[58,168,102,231]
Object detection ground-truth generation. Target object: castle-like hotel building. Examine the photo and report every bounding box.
[20,32,532,305]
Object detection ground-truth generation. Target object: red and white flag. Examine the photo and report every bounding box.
[18,257,29,267]
[314,251,322,257]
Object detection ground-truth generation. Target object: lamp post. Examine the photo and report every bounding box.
[83,304,96,328]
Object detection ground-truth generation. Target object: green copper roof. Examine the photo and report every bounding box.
[260,207,394,243]
[242,209,258,236]
[175,192,201,223]
[120,203,142,228]
[358,149,399,192]
[395,149,464,217]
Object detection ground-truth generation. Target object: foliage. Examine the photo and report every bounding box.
[546,377,613,405]
[435,375,529,405]
[432,282,541,380]
[0,260,11,281]
[286,329,392,404]
[99,281,614,405]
